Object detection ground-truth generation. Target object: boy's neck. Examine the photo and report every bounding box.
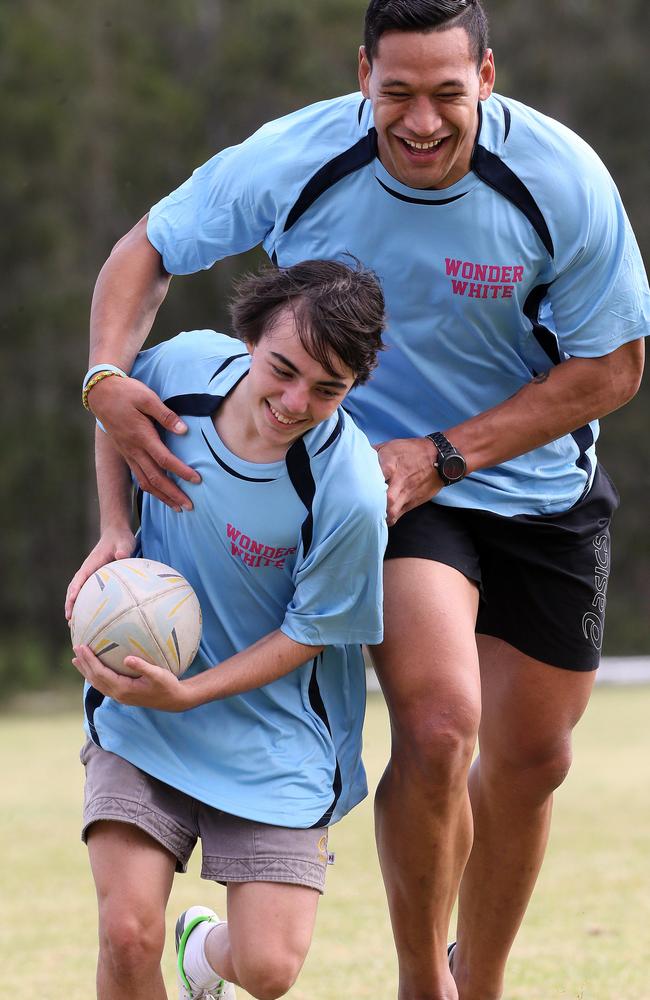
[213,377,293,464]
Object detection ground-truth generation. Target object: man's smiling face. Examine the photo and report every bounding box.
[359,26,495,190]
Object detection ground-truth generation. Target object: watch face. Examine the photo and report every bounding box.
[442,454,466,482]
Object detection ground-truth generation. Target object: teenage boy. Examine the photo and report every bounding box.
[67,258,387,1000]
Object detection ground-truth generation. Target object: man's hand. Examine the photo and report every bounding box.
[72,645,195,712]
[88,375,201,511]
[376,437,441,526]
[65,528,136,621]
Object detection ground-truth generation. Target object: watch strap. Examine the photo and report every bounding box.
[426,432,466,486]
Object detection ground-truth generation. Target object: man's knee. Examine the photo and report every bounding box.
[389,698,480,786]
[491,737,574,802]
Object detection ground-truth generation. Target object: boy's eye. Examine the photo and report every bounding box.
[272,365,292,378]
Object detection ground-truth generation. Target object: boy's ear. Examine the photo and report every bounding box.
[245,339,255,357]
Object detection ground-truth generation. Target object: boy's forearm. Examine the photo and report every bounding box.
[89,215,171,370]
[183,630,324,708]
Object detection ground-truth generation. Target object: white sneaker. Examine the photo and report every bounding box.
[175,905,236,1000]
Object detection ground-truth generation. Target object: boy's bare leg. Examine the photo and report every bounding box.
[204,881,320,998]
[88,820,176,1000]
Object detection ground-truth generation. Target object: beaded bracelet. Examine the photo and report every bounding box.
[82,366,128,410]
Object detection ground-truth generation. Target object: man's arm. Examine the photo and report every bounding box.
[72,628,324,712]
[86,215,200,510]
[378,338,645,525]
[65,428,137,619]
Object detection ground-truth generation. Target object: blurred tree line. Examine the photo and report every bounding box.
[1,0,648,695]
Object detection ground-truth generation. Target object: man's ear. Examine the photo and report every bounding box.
[358,45,372,98]
[478,49,496,101]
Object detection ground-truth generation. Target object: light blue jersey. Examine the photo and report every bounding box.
[148,93,649,516]
[85,331,388,828]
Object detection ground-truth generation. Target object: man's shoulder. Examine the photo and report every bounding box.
[482,94,613,195]
[478,94,619,261]
[240,93,371,181]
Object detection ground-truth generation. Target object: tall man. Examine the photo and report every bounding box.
[83,2,649,997]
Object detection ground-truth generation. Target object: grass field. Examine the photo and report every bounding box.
[3,685,650,999]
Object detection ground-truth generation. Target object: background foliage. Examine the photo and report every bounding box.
[1,0,648,694]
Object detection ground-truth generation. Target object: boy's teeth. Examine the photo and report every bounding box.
[270,404,298,425]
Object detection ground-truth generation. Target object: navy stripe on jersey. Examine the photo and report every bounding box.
[165,393,224,416]
[357,98,368,124]
[283,129,378,233]
[497,99,512,143]
[314,410,343,456]
[285,437,316,555]
[523,283,561,365]
[571,424,594,487]
[471,142,555,258]
[85,686,105,747]
[166,373,248,418]
[201,429,276,483]
[523,284,593,485]
[308,653,343,828]
[376,177,467,206]
[209,354,248,382]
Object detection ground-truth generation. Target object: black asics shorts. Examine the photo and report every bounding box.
[384,466,620,671]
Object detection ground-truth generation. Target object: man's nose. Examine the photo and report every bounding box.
[404,97,442,137]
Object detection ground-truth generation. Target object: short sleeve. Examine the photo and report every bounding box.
[548,171,650,357]
[281,473,387,648]
[147,137,278,275]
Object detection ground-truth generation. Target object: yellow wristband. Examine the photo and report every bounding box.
[82,369,127,410]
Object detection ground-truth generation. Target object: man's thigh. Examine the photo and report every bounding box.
[476,635,596,767]
[371,555,481,731]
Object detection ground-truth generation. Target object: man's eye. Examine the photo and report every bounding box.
[382,91,409,99]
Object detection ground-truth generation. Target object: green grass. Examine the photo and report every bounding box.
[2,686,650,999]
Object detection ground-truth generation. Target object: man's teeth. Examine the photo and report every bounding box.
[404,138,443,150]
[269,404,299,425]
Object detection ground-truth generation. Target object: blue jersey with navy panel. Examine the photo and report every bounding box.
[148,92,650,517]
[84,330,388,828]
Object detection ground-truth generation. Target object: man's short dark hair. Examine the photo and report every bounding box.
[230,259,385,386]
[364,0,489,69]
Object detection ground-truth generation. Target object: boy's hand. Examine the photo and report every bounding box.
[65,528,136,621]
[72,645,195,712]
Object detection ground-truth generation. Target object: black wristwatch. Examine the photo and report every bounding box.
[426,432,467,486]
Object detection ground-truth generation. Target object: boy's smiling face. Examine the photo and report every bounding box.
[241,306,356,454]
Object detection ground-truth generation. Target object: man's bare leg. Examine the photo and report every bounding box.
[372,559,481,1000]
[88,820,176,1000]
[453,637,596,1000]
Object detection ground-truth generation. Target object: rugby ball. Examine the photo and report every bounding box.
[70,558,202,677]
